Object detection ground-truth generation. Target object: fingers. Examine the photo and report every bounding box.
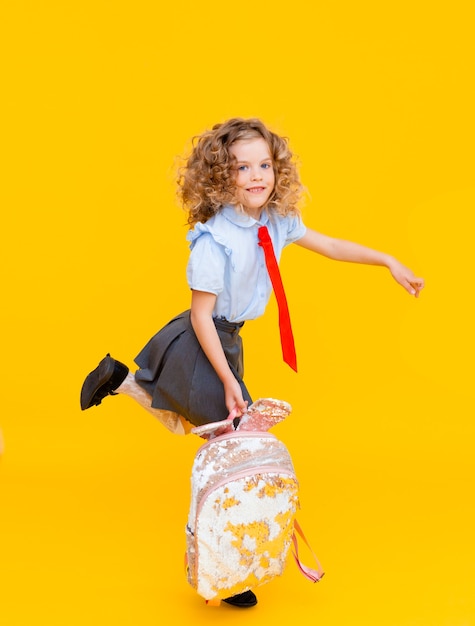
[391,263,425,298]
[407,277,425,297]
[226,379,248,415]
[225,385,248,417]
[233,399,248,417]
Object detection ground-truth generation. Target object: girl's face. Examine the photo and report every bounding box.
[229,137,275,218]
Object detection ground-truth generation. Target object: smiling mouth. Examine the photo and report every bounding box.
[246,187,266,193]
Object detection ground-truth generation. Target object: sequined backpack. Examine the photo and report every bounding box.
[185,399,324,605]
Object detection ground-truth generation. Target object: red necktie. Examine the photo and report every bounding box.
[258,225,297,372]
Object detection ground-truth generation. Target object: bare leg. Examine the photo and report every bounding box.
[117,373,187,435]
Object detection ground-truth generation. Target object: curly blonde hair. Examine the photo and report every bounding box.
[178,118,303,227]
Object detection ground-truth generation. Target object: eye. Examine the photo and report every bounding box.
[261,162,272,169]
[237,165,248,171]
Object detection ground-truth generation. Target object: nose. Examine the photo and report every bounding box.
[250,166,262,181]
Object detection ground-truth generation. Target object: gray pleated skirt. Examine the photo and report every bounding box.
[134,310,253,427]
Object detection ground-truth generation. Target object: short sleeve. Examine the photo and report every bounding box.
[284,214,307,246]
[186,231,227,295]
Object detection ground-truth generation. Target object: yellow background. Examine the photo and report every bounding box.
[1,1,474,625]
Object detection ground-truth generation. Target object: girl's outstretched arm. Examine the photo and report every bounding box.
[190,290,248,416]
[296,228,425,297]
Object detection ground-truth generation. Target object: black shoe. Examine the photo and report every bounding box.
[223,590,257,608]
[80,354,129,410]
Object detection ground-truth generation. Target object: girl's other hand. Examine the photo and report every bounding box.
[224,378,248,417]
[388,259,425,297]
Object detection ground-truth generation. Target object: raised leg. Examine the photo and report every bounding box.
[118,373,187,435]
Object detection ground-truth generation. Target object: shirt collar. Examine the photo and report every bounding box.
[222,204,269,228]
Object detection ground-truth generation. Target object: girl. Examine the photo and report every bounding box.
[80,117,424,607]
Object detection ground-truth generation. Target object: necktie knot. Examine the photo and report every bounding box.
[258,225,271,246]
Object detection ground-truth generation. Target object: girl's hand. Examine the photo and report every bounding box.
[224,377,248,417]
[388,259,425,297]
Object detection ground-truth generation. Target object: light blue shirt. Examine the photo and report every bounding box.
[186,205,307,323]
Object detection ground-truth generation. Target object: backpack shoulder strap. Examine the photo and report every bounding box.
[292,519,325,582]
